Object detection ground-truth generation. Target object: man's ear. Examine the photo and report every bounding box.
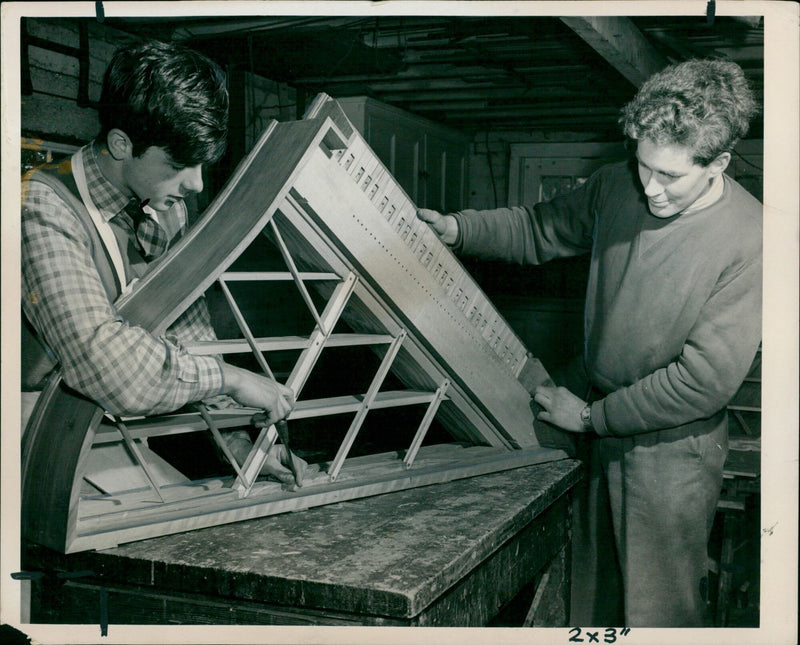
[708,151,732,177]
[106,129,133,161]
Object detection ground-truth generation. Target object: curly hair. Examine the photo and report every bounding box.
[621,59,758,166]
[98,40,229,166]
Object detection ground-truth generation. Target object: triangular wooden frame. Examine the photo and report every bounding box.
[22,95,564,554]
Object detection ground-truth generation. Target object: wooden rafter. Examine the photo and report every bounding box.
[559,16,668,87]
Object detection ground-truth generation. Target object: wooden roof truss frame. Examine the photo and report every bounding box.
[22,95,564,554]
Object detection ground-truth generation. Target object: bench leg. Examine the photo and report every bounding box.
[524,543,569,627]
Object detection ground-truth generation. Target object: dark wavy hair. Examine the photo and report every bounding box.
[621,59,758,166]
[98,40,229,166]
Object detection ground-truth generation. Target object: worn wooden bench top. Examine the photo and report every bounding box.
[26,458,582,624]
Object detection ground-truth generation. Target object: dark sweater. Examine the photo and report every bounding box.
[454,160,762,437]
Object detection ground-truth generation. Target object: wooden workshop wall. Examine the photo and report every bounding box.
[21,19,296,146]
[21,19,110,146]
[467,131,764,211]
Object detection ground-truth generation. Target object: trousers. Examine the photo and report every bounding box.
[569,418,728,627]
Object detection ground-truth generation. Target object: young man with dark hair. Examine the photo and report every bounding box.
[21,40,302,486]
[418,59,761,626]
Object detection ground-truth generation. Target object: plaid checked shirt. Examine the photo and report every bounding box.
[21,142,224,416]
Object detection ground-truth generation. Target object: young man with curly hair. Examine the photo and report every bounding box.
[418,59,761,626]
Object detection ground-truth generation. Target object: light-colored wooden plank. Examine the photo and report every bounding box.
[183,332,394,355]
[92,390,449,445]
[220,270,339,282]
[69,443,563,553]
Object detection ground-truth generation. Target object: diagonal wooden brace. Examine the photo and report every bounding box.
[107,414,166,503]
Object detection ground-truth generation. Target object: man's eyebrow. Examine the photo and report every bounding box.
[635,154,685,177]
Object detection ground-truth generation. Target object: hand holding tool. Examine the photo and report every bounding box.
[252,413,303,488]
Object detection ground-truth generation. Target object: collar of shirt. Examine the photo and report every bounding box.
[80,142,136,224]
[682,173,725,215]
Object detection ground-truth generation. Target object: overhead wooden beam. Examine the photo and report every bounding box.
[559,16,668,87]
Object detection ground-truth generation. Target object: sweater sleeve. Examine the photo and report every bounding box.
[592,249,762,436]
[452,169,605,265]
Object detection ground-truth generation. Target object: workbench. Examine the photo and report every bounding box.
[25,458,581,628]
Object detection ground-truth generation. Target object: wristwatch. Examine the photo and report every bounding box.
[580,404,592,430]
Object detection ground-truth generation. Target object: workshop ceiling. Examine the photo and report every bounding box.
[107,14,764,139]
